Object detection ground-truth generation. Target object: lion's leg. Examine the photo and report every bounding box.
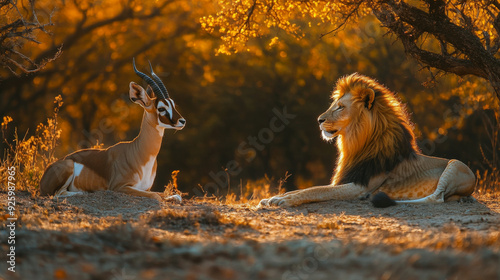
[258,183,365,208]
[396,159,476,204]
[264,188,304,199]
[443,160,476,199]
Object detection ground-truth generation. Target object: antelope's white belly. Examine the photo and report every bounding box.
[68,162,84,192]
[132,156,157,191]
[67,162,108,192]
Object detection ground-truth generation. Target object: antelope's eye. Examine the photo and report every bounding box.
[158,108,166,112]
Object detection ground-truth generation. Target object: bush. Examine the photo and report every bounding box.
[1,95,63,195]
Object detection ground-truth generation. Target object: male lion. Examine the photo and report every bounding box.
[259,73,476,208]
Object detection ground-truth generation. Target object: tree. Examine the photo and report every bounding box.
[202,0,500,104]
[0,0,182,119]
[1,0,496,194]
[0,0,59,76]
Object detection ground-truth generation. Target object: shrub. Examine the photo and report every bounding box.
[1,95,63,195]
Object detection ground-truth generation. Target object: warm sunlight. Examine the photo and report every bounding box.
[1,0,499,279]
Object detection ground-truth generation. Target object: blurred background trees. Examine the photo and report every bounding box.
[203,0,500,103]
[1,0,498,196]
[0,0,58,75]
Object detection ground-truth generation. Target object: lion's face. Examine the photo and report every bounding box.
[318,87,374,141]
[317,93,354,140]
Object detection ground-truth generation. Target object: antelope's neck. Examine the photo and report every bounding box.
[131,112,164,163]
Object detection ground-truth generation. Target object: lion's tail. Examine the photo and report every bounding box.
[371,192,397,208]
[371,191,467,207]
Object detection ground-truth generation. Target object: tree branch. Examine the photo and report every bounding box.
[374,8,488,78]
[320,0,364,39]
[385,0,498,69]
[0,0,56,77]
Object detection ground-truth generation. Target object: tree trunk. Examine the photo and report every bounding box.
[486,67,500,105]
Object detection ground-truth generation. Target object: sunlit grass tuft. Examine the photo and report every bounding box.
[223,172,290,205]
[476,113,500,197]
[1,95,63,196]
[476,169,500,198]
[163,170,185,197]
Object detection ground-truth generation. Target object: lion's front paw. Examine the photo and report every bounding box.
[258,195,295,208]
[268,196,292,207]
[257,198,270,208]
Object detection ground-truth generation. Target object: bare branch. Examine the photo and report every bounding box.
[320,0,364,39]
[0,0,57,77]
[374,7,488,78]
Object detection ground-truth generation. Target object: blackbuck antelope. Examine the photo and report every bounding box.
[40,59,185,202]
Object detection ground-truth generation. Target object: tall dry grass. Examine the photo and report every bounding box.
[223,172,290,205]
[1,95,63,196]
[476,113,500,197]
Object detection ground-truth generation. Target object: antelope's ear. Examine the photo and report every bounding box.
[359,88,375,110]
[146,85,156,99]
[129,82,153,108]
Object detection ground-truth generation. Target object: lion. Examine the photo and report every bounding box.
[259,73,476,208]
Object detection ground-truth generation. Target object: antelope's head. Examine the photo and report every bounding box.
[129,58,186,130]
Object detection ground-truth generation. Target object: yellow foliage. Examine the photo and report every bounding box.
[1,116,13,130]
[1,96,63,195]
[201,0,371,54]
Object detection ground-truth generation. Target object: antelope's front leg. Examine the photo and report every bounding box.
[116,186,163,201]
[165,194,182,203]
[258,183,366,208]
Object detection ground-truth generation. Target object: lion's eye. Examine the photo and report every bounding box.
[337,105,344,110]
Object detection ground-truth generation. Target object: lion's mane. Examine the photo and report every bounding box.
[331,73,420,187]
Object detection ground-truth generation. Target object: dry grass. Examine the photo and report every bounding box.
[223,172,289,205]
[477,170,500,198]
[163,170,184,197]
[1,95,63,196]
[2,190,499,280]
[476,112,500,195]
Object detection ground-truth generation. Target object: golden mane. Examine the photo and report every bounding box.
[331,73,420,186]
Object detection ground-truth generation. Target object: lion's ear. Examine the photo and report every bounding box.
[360,88,375,110]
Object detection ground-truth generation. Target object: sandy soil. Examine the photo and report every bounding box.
[1,190,499,280]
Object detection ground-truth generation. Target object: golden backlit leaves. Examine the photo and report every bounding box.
[200,0,373,54]
[448,1,499,43]
[1,116,13,131]
[201,0,500,83]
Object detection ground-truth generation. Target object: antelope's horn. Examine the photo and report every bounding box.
[148,60,170,99]
[133,58,163,99]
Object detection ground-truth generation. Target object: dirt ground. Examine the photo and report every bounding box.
[1,190,499,280]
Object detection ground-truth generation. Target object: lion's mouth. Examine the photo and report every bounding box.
[321,129,339,140]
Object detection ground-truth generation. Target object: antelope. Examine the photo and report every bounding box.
[40,59,186,202]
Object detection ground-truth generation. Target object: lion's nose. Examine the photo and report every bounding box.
[318,118,325,124]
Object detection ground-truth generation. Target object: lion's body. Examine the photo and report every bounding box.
[259,73,476,208]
